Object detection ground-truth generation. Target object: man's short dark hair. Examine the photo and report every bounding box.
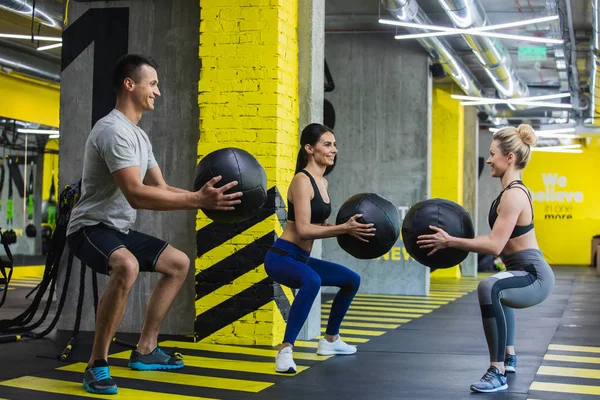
[113,54,158,93]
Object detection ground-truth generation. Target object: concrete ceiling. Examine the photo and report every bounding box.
[0,0,595,126]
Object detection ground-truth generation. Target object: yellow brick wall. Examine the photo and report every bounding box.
[430,85,465,278]
[195,0,298,345]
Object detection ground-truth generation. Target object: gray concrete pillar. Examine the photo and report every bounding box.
[461,107,479,277]
[323,34,431,295]
[58,0,199,335]
[295,0,325,340]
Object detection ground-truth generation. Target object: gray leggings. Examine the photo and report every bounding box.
[477,249,555,362]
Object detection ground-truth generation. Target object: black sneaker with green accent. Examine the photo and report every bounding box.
[83,359,118,395]
[470,366,508,393]
[128,347,184,371]
[505,354,517,373]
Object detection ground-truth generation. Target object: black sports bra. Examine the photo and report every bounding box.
[287,170,331,225]
[488,180,534,239]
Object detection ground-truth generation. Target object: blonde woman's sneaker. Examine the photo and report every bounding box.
[275,347,296,373]
[470,366,508,393]
[316,337,357,355]
[504,354,517,373]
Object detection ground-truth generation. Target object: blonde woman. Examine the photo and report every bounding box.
[417,124,555,393]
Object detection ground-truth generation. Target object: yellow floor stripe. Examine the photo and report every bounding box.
[0,376,216,399]
[329,315,410,323]
[355,293,459,300]
[324,305,433,313]
[538,365,600,380]
[59,363,272,393]
[340,301,440,309]
[429,291,470,295]
[320,328,385,336]
[158,341,331,361]
[334,298,449,305]
[325,320,400,329]
[110,351,308,375]
[549,344,600,354]
[10,265,44,279]
[544,354,600,364]
[329,310,424,318]
[530,381,600,395]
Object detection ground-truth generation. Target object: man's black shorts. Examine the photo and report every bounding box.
[67,223,169,275]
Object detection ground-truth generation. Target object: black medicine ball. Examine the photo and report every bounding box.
[26,224,37,238]
[194,148,267,224]
[336,193,400,259]
[402,198,474,270]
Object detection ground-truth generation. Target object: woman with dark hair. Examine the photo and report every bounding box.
[264,123,375,373]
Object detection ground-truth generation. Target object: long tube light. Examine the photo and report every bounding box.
[37,43,62,51]
[17,129,59,135]
[379,16,563,44]
[0,33,61,42]
[452,93,571,103]
[463,101,572,109]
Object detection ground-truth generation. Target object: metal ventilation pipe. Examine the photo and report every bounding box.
[0,44,60,82]
[0,0,62,29]
[590,0,600,124]
[437,0,529,109]
[382,0,495,115]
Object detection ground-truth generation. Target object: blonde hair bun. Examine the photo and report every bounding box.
[516,124,537,147]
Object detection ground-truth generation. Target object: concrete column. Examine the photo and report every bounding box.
[461,106,478,277]
[323,34,431,296]
[295,0,325,341]
[58,0,200,335]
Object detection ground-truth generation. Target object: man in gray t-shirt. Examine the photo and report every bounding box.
[67,54,242,396]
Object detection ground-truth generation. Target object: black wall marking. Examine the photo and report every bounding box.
[196,186,286,257]
[61,7,129,127]
[195,277,291,340]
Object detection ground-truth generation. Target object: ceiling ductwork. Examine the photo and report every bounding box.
[381,0,496,115]
[0,0,62,29]
[437,0,529,110]
[590,0,600,124]
[0,43,60,82]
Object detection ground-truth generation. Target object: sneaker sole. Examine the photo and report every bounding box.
[505,366,516,373]
[128,362,184,371]
[470,383,508,393]
[316,350,357,356]
[83,380,118,395]
[275,367,297,374]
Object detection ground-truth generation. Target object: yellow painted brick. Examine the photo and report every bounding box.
[200,8,220,20]
[238,44,279,57]
[233,322,256,336]
[241,92,278,105]
[255,323,275,336]
[240,7,261,20]
[239,31,262,44]
[216,130,257,142]
[260,8,279,21]
[261,30,280,45]
[239,20,265,31]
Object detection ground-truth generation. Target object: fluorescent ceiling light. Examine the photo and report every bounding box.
[0,33,61,42]
[462,101,572,109]
[379,16,563,44]
[48,134,60,139]
[489,127,577,137]
[17,129,59,135]
[532,148,583,153]
[451,93,570,103]
[37,43,62,51]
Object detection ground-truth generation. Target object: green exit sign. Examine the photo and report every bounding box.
[518,46,548,61]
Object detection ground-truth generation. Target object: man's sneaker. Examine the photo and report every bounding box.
[83,360,118,395]
[275,346,297,373]
[470,366,508,393]
[505,354,517,373]
[128,347,184,371]
[316,336,357,355]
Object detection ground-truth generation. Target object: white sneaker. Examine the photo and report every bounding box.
[316,337,357,355]
[275,347,297,373]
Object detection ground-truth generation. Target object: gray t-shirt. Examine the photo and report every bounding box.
[67,109,158,236]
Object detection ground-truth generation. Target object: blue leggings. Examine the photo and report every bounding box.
[265,238,361,345]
